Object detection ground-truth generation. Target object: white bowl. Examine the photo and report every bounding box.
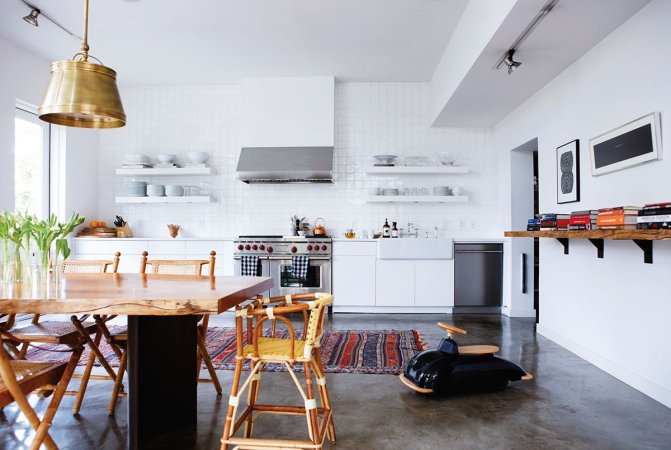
[165,185,184,197]
[438,151,457,165]
[373,155,398,165]
[157,154,176,164]
[382,188,399,196]
[147,184,165,197]
[187,151,209,164]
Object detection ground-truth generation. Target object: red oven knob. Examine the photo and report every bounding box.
[245,244,251,250]
[252,245,258,250]
[259,245,265,250]
[321,245,328,251]
[307,245,313,251]
[267,246,273,253]
[237,244,244,250]
[291,246,298,253]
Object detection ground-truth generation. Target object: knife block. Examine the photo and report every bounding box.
[116,224,133,238]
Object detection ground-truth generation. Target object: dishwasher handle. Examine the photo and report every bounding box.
[455,250,503,253]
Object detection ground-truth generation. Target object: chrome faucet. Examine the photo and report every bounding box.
[406,222,419,238]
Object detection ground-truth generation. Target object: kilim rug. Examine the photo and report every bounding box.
[24,327,427,375]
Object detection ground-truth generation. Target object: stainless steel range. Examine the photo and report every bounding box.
[233,236,332,298]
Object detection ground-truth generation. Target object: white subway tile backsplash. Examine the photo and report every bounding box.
[98,83,498,238]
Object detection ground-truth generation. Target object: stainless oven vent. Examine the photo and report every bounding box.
[236,146,334,184]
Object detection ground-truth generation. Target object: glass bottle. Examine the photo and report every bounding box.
[382,219,391,238]
[391,222,399,238]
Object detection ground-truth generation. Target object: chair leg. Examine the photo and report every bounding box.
[71,317,118,381]
[314,349,336,443]
[197,326,222,395]
[220,358,244,450]
[243,364,263,438]
[303,361,320,448]
[72,330,103,414]
[32,344,84,450]
[108,348,127,416]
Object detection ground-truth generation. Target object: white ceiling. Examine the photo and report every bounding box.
[0,0,468,86]
[432,0,652,126]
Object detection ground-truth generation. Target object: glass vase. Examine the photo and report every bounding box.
[0,238,11,285]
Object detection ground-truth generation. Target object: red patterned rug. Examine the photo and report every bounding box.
[24,327,426,375]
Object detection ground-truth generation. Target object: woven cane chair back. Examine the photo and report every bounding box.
[61,252,121,274]
[140,251,216,277]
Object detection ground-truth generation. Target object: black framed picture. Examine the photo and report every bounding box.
[556,139,580,204]
[589,112,662,176]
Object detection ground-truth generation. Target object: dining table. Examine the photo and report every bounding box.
[0,272,274,449]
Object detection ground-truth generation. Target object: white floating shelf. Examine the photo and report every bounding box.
[115,167,213,176]
[115,196,212,204]
[366,195,469,203]
[366,166,468,175]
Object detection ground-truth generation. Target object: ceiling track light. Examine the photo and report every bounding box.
[38,0,126,128]
[495,0,560,75]
[20,0,84,41]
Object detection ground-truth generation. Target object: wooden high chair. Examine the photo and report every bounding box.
[139,250,222,394]
[220,293,336,450]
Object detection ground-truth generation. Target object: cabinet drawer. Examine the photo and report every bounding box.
[74,239,147,256]
[332,241,377,256]
[185,240,226,255]
[147,241,186,255]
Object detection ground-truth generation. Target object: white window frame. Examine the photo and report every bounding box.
[15,101,51,218]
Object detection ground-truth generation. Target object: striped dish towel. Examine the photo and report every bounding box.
[240,255,259,276]
[291,256,309,280]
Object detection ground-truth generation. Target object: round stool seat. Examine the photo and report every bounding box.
[459,345,499,355]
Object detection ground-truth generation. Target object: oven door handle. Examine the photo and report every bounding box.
[268,256,332,261]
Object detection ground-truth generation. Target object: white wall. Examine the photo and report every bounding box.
[495,0,671,407]
[0,37,50,210]
[98,83,497,238]
[0,37,99,221]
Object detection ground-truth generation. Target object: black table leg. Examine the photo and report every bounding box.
[127,315,199,449]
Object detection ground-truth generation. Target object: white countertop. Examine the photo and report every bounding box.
[75,237,238,241]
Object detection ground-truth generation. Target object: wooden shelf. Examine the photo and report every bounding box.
[116,167,213,176]
[504,229,671,264]
[115,196,212,204]
[366,166,468,175]
[366,195,469,203]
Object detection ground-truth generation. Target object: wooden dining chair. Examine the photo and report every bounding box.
[220,292,336,450]
[0,331,84,450]
[138,250,222,394]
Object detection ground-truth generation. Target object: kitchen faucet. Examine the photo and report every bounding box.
[406,222,419,238]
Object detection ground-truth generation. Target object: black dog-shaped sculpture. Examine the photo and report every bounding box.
[400,322,532,395]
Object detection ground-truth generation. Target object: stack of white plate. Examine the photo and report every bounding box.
[122,154,151,166]
[125,181,147,197]
[382,188,399,196]
[165,185,184,197]
[433,186,452,196]
[147,184,165,197]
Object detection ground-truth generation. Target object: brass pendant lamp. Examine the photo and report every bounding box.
[38,0,126,128]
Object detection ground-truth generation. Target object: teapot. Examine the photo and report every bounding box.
[313,218,327,236]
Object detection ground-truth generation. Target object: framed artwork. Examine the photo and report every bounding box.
[556,139,580,204]
[589,112,662,176]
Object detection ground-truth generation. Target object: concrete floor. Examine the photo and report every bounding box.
[2,313,671,449]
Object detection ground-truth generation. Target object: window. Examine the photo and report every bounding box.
[14,106,50,218]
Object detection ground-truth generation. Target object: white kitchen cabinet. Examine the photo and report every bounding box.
[332,255,376,306]
[414,260,454,307]
[375,260,415,306]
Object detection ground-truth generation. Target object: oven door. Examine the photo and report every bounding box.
[233,256,273,296]
[269,257,332,297]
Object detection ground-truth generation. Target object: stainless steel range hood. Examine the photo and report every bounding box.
[236,146,334,184]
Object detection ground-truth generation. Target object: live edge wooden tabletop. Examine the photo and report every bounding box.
[0,273,274,316]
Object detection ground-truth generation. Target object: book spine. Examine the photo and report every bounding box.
[637,222,671,230]
[637,215,671,223]
[639,207,671,216]
[598,224,637,230]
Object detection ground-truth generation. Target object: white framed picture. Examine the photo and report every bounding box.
[589,112,662,176]
[557,139,579,204]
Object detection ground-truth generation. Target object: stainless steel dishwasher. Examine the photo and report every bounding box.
[454,243,503,313]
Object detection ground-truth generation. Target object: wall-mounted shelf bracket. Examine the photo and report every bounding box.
[633,240,653,264]
[556,238,569,254]
[589,239,604,258]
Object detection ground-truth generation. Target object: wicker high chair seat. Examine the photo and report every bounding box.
[139,250,222,395]
[220,292,336,450]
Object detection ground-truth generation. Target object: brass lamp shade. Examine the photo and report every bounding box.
[39,60,126,129]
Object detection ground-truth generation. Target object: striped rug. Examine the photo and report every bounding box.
[25,327,426,375]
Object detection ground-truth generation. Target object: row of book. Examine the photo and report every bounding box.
[526,202,671,231]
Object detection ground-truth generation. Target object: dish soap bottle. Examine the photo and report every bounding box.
[391,222,399,238]
[382,219,391,238]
